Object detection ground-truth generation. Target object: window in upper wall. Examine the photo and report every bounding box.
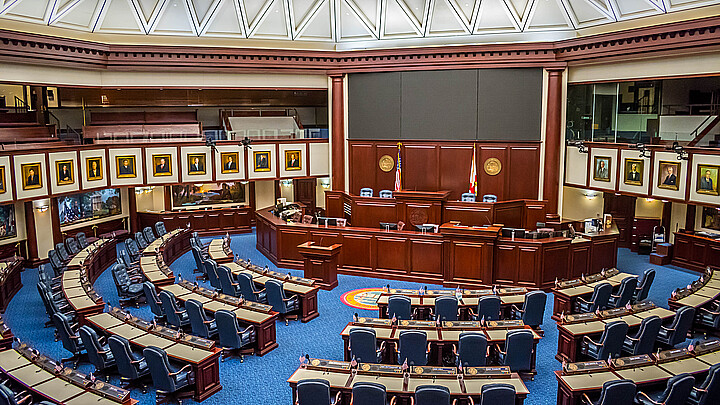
[171,183,246,208]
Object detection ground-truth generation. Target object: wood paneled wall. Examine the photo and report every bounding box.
[349,141,541,201]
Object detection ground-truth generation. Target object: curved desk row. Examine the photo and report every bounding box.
[138,206,252,238]
[551,269,636,319]
[0,316,13,351]
[138,228,190,288]
[288,359,530,405]
[668,268,720,310]
[0,259,22,313]
[62,238,116,321]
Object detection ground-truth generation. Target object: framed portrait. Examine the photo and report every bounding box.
[623,158,644,186]
[657,161,680,191]
[86,157,103,181]
[220,152,239,174]
[21,162,42,190]
[253,151,271,172]
[152,154,172,176]
[116,156,137,178]
[697,164,720,196]
[56,160,74,186]
[0,167,5,194]
[284,150,302,171]
[187,154,206,175]
[593,156,611,182]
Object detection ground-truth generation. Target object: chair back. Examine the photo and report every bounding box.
[352,382,386,405]
[205,259,222,290]
[191,247,206,275]
[65,237,80,255]
[482,194,498,203]
[216,309,242,349]
[297,379,332,405]
[155,221,167,236]
[457,332,487,367]
[479,383,516,405]
[158,291,185,328]
[502,329,534,372]
[658,373,695,405]
[111,263,130,293]
[48,250,64,275]
[666,306,695,346]
[434,296,458,321]
[612,277,638,308]
[596,379,636,405]
[0,384,19,405]
[125,239,140,258]
[108,336,141,380]
[635,269,655,302]
[237,273,260,301]
[398,330,427,366]
[461,193,476,202]
[134,232,148,250]
[349,328,378,364]
[143,282,165,317]
[79,325,113,371]
[388,295,412,320]
[37,284,55,317]
[266,279,289,313]
[143,227,156,244]
[119,249,134,268]
[55,243,69,261]
[217,266,238,297]
[144,347,178,393]
[53,313,81,355]
[698,363,720,405]
[477,296,501,321]
[76,232,88,248]
[186,299,212,338]
[415,385,450,405]
[632,316,661,355]
[359,188,373,197]
[379,190,393,198]
[589,282,613,312]
[598,321,629,360]
[521,291,547,328]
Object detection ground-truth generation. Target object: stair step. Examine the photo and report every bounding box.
[650,253,671,265]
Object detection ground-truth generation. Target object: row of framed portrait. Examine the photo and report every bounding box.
[592,156,719,196]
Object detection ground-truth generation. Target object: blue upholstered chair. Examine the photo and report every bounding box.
[143,226,156,244]
[111,263,144,307]
[348,327,384,364]
[76,232,89,249]
[397,330,429,366]
[696,301,720,329]
[480,383,516,405]
[190,247,206,277]
[511,291,546,330]
[204,259,222,292]
[359,188,373,197]
[497,329,534,374]
[414,385,450,405]
[351,382,392,405]
[155,221,167,237]
[472,296,501,321]
[657,306,695,348]
[688,363,720,405]
[607,277,638,308]
[48,250,66,275]
[575,282,612,313]
[581,379,636,405]
[134,232,148,250]
[635,373,694,405]
[455,332,487,367]
[55,242,70,262]
[266,279,299,324]
[143,346,194,404]
[143,282,165,323]
[387,295,413,320]
[582,320,628,360]
[295,379,340,405]
[158,291,190,329]
[215,309,256,362]
[79,325,116,379]
[0,382,32,405]
[53,313,85,368]
[379,190,393,198]
[622,315,661,355]
[185,299,218,339]
[217,265,241,297]
[461,193,476,202]
[65,237,81,255]
[108,335,150,392]
[237,273,267,304]
[432,296,459,322]
[119,249,139,271]
[482,194,498,203]
[125,238,140,260]
[632,269,655,303]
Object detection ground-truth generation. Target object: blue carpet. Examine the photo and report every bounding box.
[2,232,703,405]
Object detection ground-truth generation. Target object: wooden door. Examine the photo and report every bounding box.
[294,178,316,211]
[603,193,636,248]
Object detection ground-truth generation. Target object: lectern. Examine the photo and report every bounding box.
[297,241,341,290]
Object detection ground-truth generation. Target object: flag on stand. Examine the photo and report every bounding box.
[469,146,477,194]
[394,143,402,191]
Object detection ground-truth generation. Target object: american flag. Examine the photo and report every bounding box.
[469,146,477,194]
[394,143,402,191]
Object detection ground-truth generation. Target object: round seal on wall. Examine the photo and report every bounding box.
[484,158,502,176]
[409,208,428,226]
[378,155,395,172]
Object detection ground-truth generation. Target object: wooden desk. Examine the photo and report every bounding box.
[672,232,720,272]
[0,259,22,313]
[667,269,720,334]
[297,241,340,290]
[63,239,114,322]
[138,207,252,237]
[551,269,636,319]
[207,239,233,264]
[142,228,191,265]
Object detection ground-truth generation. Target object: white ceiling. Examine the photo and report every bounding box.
[1,0,719,50]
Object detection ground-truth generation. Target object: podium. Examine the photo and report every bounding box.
[297,241,341,290]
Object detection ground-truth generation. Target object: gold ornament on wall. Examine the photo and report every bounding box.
[484,158,502,176]
[378,155,395,172]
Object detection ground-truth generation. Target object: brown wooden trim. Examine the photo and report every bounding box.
[331,75,344,191]
[49,197,62,245]
[543,68,564,214]
[686,204,697,232]
[128,187,138,233]
[23,201,38,262]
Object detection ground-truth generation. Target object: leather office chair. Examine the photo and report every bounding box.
[582,320,628,360]
[348,327,384,364]
[0,383,32,405]
[575,283,612,313]
[125,238,141,260]
[79,325,116,380]
[55,242,70,262]
[388,295,413,320]
[657,306,695,348]
[48,250,66,275]
[359,188,373,197]
[237,273,268,304]
[76,232,89,249]
[217,265,241,297]
[496,329,534,375]
[111,263,145,307]
[479,383,516,405]
[511,291,546,331]
[688,363,720,405]
[632,269,655,303]
[398,330,429,366]
[39,263,62,291]
[454,332,487,367]
[158,291,191,329]
[379,190,393,198]
[143,346,194,405]
[635,373,694,405]
[108,335,150,392]
[155,221,167,237]
[295,379,340,405]
[38,284,73,329]
[696,301,720,329]
[185,299,218,339]
[266,279,299,324]
[482,194,498,203]
[53,313,85,368]
[581,379,636,405]
[352,382,394,405]
[65,237,81,255]
[471,296,501,321]
[622,315,661,355]
[414,385,451,405]
[432,296,459,322]
[143,226,156,244]
[190,247,207,277]
[119,249,139,272]
[461,193,476,202]
[134,232,148,250]
[607,277,638,308]
[205,259,222,292]
[143,282,166,323]
[215,309,256,362]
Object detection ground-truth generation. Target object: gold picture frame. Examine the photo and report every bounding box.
[21,162,42,190]
[657,161,680,191]
[116,156,137,178]
[697,164,720,196]
[220,152,239,174]
[56,159,74,186]
[0,166,5,194]
[284,150,302,171]
[152,154,172,176]
[86,157,103,181]
[593,156,611,182]
[187,154,206,175]
[253,151,271,172]
[623,158,644,186]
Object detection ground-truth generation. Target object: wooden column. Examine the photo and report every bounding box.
[661,201,673,237]
[248,181,256,225]
[543,68,565,214]
[49,197,62,245]
[686,204,696,232]
[23,202,39,263]
[330,75,345,191]
[163,186,172,211]
[128,187,139,233]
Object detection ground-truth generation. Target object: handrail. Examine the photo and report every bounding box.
[13,96,28,113]
[66,125,83,144]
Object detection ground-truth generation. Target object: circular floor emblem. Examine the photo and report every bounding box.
[340,288,384,310]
